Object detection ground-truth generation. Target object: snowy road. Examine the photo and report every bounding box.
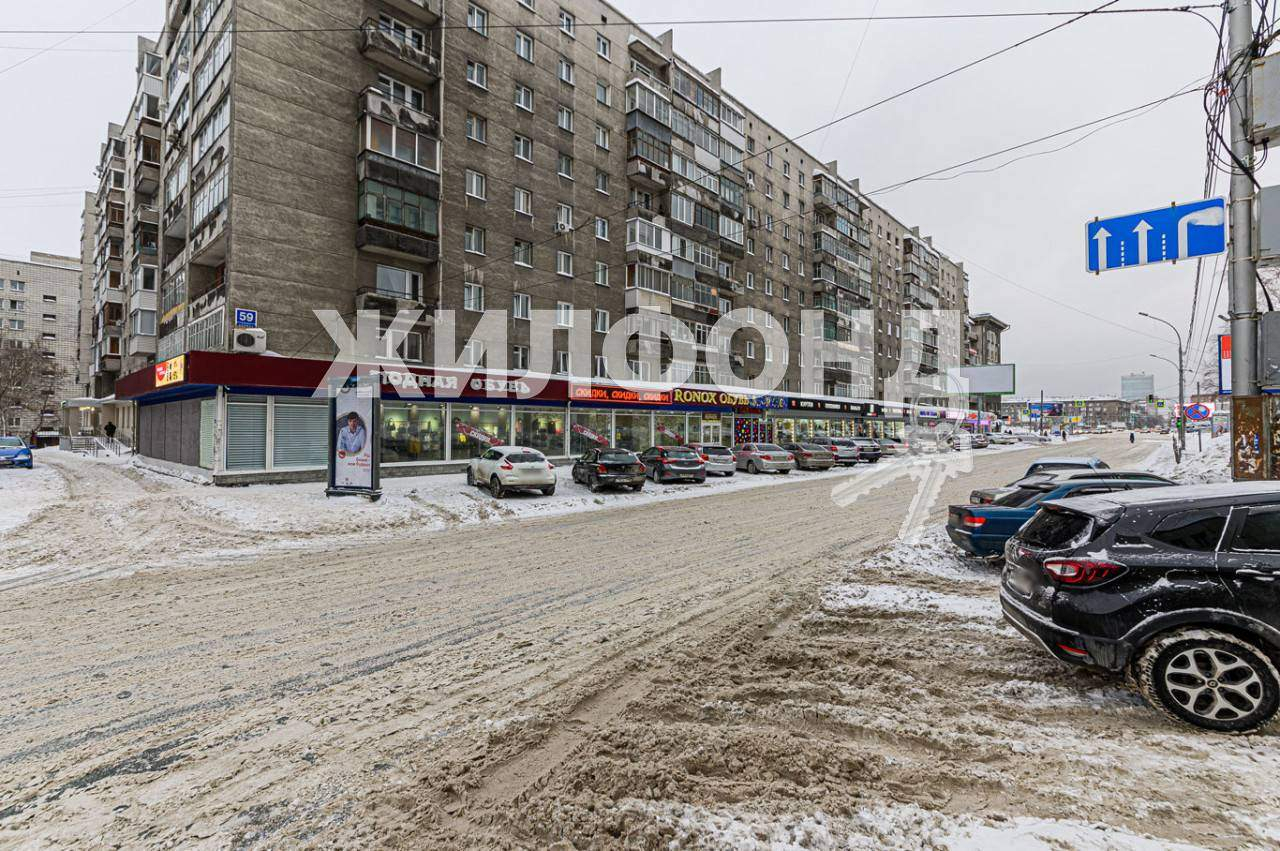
[2,434,1272,849]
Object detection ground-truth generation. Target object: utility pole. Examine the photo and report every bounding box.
[1228,0,1259,401]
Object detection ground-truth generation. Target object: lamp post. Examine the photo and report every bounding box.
[1139,312,1185,451]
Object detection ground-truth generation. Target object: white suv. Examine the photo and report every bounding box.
[466,445,557,498]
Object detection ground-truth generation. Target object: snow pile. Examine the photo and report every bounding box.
[615,799,1207,850]
[846,528,1000,585]
[1144,432,1230,484]
[821,583,999,624]
[0,452,66,534]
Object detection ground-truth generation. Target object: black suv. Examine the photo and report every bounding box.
[1001,483,1280,733]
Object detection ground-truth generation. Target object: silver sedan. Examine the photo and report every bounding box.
[687,443,737,476]
[734,443,796,474]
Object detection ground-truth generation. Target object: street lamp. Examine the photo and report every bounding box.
[1139,311,1186,451]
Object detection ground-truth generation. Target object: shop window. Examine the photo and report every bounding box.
[382,401,445,463]
[613,412,651,451]
[451,404,510,460]
[570,410,612,455]
[655,414,688,445]
[513,408,565,457]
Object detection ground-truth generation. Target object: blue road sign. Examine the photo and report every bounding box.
[1086,198,1226,273]
[234,308,257,327]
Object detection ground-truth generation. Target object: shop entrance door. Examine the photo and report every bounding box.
[701,420,722,446]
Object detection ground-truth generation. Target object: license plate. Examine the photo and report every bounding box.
[1006,564,1035,596]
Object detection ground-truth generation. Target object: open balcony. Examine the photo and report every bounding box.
[360,18,440,83]
[381,0,442,24]
[134,161,160,195]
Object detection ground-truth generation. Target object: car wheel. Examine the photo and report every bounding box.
[489,475,504,499]
[1134,628,1280,733]
[466,467,476,487]
[588,476,600,493]
[748,461,759,474]
[541,485,556,496]
[726,470,734,477]
[630,483,643,492]
[780,468,790,475]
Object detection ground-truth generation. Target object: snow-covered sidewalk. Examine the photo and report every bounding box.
[1143,431,1231,483]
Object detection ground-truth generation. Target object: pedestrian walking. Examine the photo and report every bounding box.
[1129,431,1136,444]
[104,421,116,440]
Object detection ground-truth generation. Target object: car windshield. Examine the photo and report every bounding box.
[0,437,23,448]
[506,452,545,463]
[799,444,826,451]
[700,446,732,456]
[756,444,785,452]
[599,450,635,461]
[831,439,855,446]
[665,447,698,458]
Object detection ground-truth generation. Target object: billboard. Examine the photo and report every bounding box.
[948,363,1015,395]
[327,376,381,499]
[1219,334,1232,395]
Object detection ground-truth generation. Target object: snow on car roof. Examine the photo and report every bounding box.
[1048,481,1280,512]
[1029,457,1104,465]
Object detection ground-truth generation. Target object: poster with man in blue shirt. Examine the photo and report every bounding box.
[328,377,379,497]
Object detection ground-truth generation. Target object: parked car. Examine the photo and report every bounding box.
[808,436,860,465]
[686,443,736,477]
[877,438,908,455]
[735,443,796,474]
[571,447,646,492]
[970,433,991,449]
[1001,482,1280,733]
[849,437,883,463]
[466,445,556,498]
[781,442,836,471]
[971,466,1165,506]
[0,436,33,469]
[640,445,706,483]
[989,432,1018,445]
[948,476,1174,559]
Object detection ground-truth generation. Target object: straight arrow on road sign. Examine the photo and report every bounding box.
[1087,198,1226,273]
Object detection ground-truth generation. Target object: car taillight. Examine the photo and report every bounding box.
[700,454,709,462]
[960,515,986,528]
[786,454,794,461]
[638,463,646,473]
[500,460,514,470]
[547,462,556,471]
[801,451,812,458]
[1043,559,1127,586]
[763,454,772,461]
[597,464,607,473]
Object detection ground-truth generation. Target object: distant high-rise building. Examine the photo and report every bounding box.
[1121,372,1156,402]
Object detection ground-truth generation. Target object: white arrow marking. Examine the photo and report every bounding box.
[1093,227,1110,271]
[1133,219,1152,265]
[1176,205,1225,259]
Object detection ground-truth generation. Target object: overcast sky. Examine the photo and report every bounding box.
[0,0,1261,398]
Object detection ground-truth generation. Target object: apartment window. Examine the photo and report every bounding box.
[746,237,754,255]
[467,4,489,35]
[514,133,532,161]
[556,203,574,228]
[595,169,609,194]
[466,60,488,89]
[593,354,608,378]
[555,350,571,374]
[596,81,611,106]
[512,345,529,370]
[464,225,486,255]
[514,186,532,216]
[746,340,756,359]
[557,152,573,178]
[7,319,23,330]
[559,9,575,36]
[513,239,533,266]
[462,340,483,367]
[782,253,790,271]
[593,308,609,333]
[764,277,773,295]
[798,171,805,187]
[596,33,611,59]
[465,169,487,200]
[463,282,484,311]
[557,105,574,132]
[747,306,755,324]
[764,344,774,363]
[515,29,534,61]
[745,271,754,290]
[132,309,157,337]
[765,151,773,168]
[765,245,774,263]
[514,83,533,111]
[466,112,487,143]
[594,261,609,286]
[512,292,531,320]
[377,265,421,300]
[764,313,773,329]
[377,14,426,51]
[670,193,693,226]
[594,217,609,240]
[556,301,574,326]
[377,74,424,110]
[42,313,56,322]
[783,161,791,178]
[594,123,609,150]
[783,191,790,209]
[556,250,574,277]
[765,213,774,232]
[783,284,790,302]
[558,57,575,85]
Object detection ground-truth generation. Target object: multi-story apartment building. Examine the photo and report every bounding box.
[95,0,999,481]
[1120,371,1156,402]
[0,252,83,436]
[1000,396,1135,430]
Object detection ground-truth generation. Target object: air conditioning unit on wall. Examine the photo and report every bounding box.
[233,327,266,354]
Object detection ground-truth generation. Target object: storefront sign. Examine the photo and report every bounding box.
[327,376,380,499]
[571,423,609,445]
[454,422,497,445]
[789,397,882,416]
[570,384,672,405]
[154,355,186,387]
[673,388,753,407]
[380,369,460,393]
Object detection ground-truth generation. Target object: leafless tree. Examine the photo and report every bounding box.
[0,338,63,434]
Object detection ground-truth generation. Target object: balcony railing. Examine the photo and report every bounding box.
[360,18,440,81]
